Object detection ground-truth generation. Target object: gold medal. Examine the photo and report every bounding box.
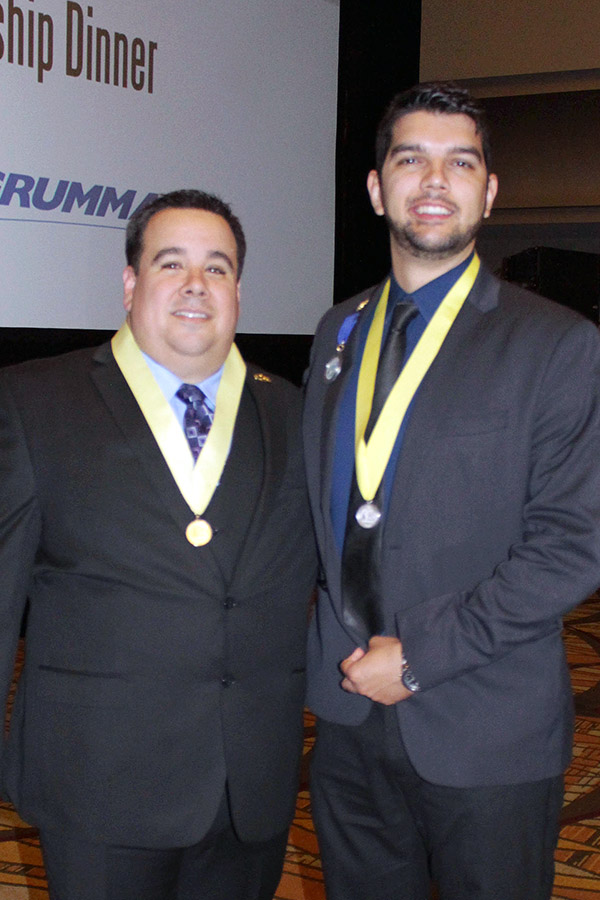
[186,518,213,546]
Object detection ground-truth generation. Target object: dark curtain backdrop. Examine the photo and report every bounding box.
[334,0,421,304]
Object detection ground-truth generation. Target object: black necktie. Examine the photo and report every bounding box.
[366,300,418,439]
[341,299,418,642]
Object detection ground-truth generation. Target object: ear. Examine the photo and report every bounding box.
[122,266,136,312]
[483,173,498,219]
[367,169,385,217]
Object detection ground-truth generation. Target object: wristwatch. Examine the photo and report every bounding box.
[400,655,421,693]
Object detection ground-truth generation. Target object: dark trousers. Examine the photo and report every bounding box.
[40,794,288,900]
[311,704,563,900]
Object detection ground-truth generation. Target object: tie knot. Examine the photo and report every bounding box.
[389,299,418,334]
[176,383,207,409]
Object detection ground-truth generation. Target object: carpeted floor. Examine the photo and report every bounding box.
[3,595,600,899]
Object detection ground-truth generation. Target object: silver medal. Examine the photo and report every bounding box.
[324,356,342,382]
[355,501,382,529]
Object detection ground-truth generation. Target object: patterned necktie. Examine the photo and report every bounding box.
[176,383,214,461]
[341,299,418,642]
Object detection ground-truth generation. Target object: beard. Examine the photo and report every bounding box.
[385,209,485,261]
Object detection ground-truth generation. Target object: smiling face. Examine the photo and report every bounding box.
[367,110,498,278]
[122,207,240,382]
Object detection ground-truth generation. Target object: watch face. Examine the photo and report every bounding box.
[402,669,421,693]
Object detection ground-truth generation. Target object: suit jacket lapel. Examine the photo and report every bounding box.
[382,263,501,543]
[227,369,285,589]
[313,282,385,590]
[90,342,201,536]
[467,263,501,313]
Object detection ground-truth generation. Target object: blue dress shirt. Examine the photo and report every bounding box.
[142,353,224,429]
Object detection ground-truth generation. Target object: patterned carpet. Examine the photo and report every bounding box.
[3,596,600,899]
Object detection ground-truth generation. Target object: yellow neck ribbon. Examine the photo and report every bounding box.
[355,254,480,501]
[111,322,246,517]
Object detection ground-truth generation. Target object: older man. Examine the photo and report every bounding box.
[0,189,315,900]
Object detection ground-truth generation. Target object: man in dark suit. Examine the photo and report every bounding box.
[303,83,600,899]
[0,189,316,900]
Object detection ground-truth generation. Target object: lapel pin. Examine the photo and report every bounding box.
[324,356,342,382]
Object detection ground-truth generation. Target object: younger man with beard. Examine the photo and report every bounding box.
[303,83,600,899]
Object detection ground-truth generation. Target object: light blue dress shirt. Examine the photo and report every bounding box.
[141,353,224,430]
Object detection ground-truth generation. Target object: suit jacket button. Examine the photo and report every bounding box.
[221,676,236,687]
[224,597,237,609]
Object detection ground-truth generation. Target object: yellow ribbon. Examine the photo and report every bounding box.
[111,322,246,517]
[355,254,480,501]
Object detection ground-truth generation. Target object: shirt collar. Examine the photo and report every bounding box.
[389,251,475,323]
[141,352,223,411]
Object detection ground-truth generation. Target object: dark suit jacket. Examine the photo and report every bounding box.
[303,263,600,787]
[0,341,316,847]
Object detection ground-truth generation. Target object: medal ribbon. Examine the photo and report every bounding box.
[355,253,480,501]
[111,322,246,517]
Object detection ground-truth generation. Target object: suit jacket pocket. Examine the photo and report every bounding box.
[36,665,132,708]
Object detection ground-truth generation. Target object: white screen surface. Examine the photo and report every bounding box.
[0,0,339,333]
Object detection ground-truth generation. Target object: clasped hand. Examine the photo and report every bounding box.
[340,635,413,704]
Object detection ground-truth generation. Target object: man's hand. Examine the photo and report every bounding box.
[340,635,413,704]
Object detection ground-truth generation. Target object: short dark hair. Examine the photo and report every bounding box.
[375,82,492,175]
[126,189,247,278]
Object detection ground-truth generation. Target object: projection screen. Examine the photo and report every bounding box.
[0,0,339,334]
